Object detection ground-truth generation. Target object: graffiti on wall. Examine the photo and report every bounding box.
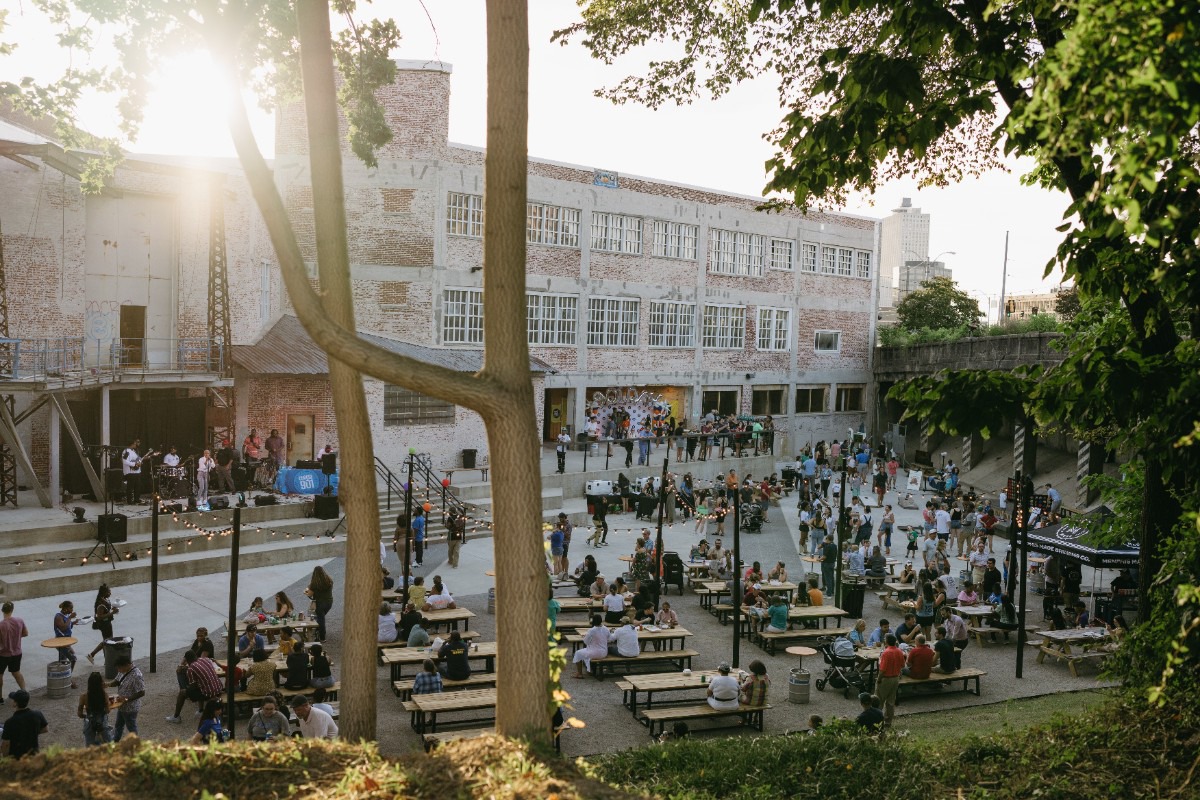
[586,388,674,438]
[84,300,122,340]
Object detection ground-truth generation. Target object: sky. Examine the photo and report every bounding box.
[1,1,1070,319]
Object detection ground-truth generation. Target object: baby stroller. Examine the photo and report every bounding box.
[741,504,765,533]
[814,636,871,699]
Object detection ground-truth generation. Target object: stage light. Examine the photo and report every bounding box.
[72,507,86,524]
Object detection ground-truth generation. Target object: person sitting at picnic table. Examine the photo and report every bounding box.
[767,561,788,582]
[190,700,227,745]
[283,641,311,690]
[743,585,771,633]
[990,596,1020,631]
[895,613,924,647]
[903,634,936,679]
[378,602,400,644]
[706,662,741,710]
[608,617,641,657]
[244,649,278,696]
[277,626,297,656]
[1073,600,1091,628]
[310,686,335,717]
[849,618,869,648]
[807,575,824,607]
[744,561,764,584]
[602,584,627,625]
[865,546,888,578]
[933,625,957,673]
[437,630,472,681]
[291,694,338,740]
[575,555,600,593]
[407,618,431,649]
[613,577,633,599]
[632,584,656,624]
[957,581,981,607]
[655,602,679,629]
[981,557,1004,603]
[868,619,891,647]
[764,595,789,634]
[308,644,334,689]
[940,607,970,668]
[243,596,266,622]
[572,615,610,678]
[412,659,443,694]
[422,582,456,611]
[395,604,424,641]
[588,574,608,598]
[855,691,885,731]
[741,660,770,705]
[274,591,295,619]
[247,697,289,741]
[166,650,223,724]
[237,623,266,660]
[407,576,427,610]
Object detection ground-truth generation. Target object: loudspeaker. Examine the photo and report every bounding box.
[97,513,128,543]
[105,468,125,494]
[313,494,340,520]
[253,494,278,506]
[187,495,198,512]
[164,503,184,514]
[320,453,337,475]
[233,465,251,492]
[209,496,230,510]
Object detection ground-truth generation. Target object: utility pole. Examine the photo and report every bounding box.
[998,230,1010,325]
[401,448,415,609]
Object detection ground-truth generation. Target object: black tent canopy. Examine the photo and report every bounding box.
[1022,505,1139,569]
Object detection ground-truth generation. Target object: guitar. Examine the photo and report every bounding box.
[125,449,157,471]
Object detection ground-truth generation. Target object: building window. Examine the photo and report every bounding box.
[648,301,696,348]
[770,238,794,271]
[526,293,578,346]
[756,307,791,351]
[702,304,746,349]
[591,212,643,254]
[383,386,456,426]
[527,202,581,247]
[795,386,828,414]
[708,229,765,276]
[652,220,699,261]
[821,246,837,275]
[856,250,872,279]
[836,384,865,412]
[801,243,818,273]
[446,192,484,238]
[814,330,841,352]
[751,387,785,415]
[587,297,639,346]
[702,389,739,416]
[443,288,484,344]
[838,248,854,276]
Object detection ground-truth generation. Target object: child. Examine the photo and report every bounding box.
[906,526,920,558]
[277,626,296,656]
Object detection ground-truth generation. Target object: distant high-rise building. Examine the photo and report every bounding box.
[897,259,952,301]
[880,197,930,306]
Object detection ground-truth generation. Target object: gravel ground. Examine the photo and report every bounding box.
[20,484,1116,758]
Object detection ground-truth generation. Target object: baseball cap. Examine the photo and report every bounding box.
[290,695,309,708]
[717,662,731,673]
[9,689,30,707]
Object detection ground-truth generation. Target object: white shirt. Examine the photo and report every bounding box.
[707,674,740,708]
[608,624,640,657]
[934,509,951,534]
[602,594,625,614]
[921,536,939,565]
[998,491,1008,508]
[122,448,141,475]
[426,591,454,610]
[162,453,180,467]
[968,550,990,569]
[556,433,571,453]
[197,456,215,474]
[298,706,338,739]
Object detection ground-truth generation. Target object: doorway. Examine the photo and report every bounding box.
[287,414,314,465]
[119,305,146,366]
[543,388,570,441]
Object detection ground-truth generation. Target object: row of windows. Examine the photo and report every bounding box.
[445,192,872,277]
[444,288,843,351]
[382,383,863,429]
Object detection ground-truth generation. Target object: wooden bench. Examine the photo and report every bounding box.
[392,673,497,699]
[422,725,564,753]
[896,667,986,703]
[757,627,853,655]
[375,630,479,662]
[231,682,340,716]
[590,648,698,680]
[640,703,771,738]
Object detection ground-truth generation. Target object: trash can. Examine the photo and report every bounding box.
[789,667,811,704]
[841,584,866,619]
[46,660,73,699]
[102,636,133,680]
[462,449,477,469]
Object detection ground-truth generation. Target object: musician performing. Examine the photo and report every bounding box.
[120,439,155,505]
[156,446,189,498]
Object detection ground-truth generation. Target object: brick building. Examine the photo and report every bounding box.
[0,59,880,505]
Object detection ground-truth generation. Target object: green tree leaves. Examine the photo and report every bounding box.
[894,276,982,332]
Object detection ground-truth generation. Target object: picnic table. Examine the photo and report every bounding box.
[756,581,800,604]
[684,561,712,584]
[231,619,319,643]
[1036,628,1113,677]
[787,605,849,628]
[617,669,721,718]
[562,625,691,653]
[951,605,996,629]
[407,687,497,734]
[880,582,918,611]
[698,581,731,611]
[392,607,475,632]
[381,641,497,681]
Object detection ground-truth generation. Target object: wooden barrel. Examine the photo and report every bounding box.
[46,660,73,698]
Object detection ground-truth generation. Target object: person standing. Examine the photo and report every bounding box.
[819,535,838,594]
[411,509,426,568]
[265,429,285,467]
[0,689,48,758]
[52,601,79,688]
[555,427,571,474]
[86,584,118,665]
[0,602,29,695]
[446,510,466,568]
[120,437,144,505]
[213,439,237,493]
[305,565,335,642]
[195,449,216,506]
[77,671,113,746]
[875,634,905,726]
[109,655,145,741]
[886,456,899,490]
[242,428,263,462]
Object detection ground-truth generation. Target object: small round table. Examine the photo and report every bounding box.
[41,636,77,650]
[784,645,817,669]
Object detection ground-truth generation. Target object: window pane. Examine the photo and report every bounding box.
[384,385,455,426]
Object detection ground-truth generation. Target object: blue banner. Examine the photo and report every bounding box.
[274,467,338,496]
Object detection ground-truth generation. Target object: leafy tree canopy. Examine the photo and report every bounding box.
[894,276,981,333]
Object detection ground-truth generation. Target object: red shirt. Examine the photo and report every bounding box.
[878,645,906,678]
[906,645,935,679]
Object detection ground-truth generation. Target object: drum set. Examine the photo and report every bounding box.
[155,464,191,498]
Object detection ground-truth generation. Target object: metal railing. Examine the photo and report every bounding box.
[0,336,224,381]
[375,453,470,523]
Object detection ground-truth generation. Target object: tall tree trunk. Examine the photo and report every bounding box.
[296,0,380,741]
[483,0,549,741]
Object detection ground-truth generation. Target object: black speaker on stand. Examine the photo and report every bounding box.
[86,512,125,568]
